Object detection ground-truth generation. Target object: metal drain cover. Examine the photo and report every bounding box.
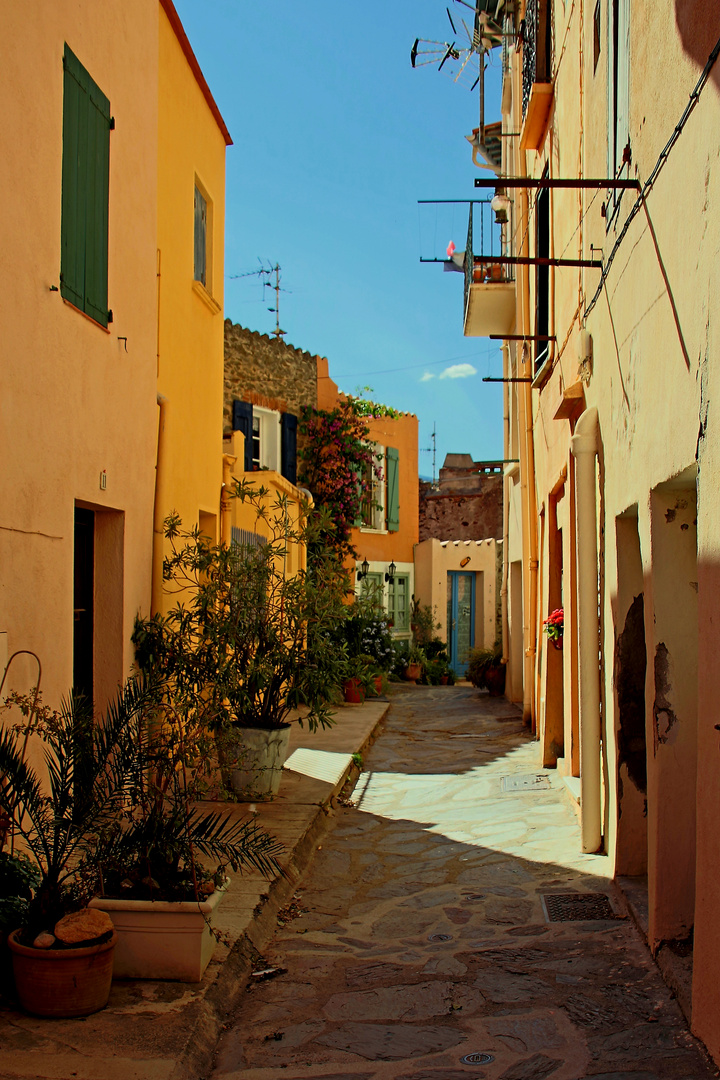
[541,892,618,922]
[460,1052,495,1065]
[427,933,453,942]
[501,773,551,792]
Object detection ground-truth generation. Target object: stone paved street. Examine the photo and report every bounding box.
[211,685,718,1080]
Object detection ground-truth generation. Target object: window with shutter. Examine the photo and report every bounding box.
[194,185,207,286]
[232,400,254,471]
[281,413,298,484]
[61,45,111,328]
[386,447,400,532]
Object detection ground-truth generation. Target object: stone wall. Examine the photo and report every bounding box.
[223,320,322,433]
[419,455,503,541]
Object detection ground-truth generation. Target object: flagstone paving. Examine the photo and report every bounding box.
[210,685,718,1080]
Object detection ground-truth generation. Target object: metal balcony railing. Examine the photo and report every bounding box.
[522,0,552,119]
[463,200,515,323]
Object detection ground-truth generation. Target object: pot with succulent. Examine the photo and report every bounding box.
[0,682,148,1016]
[467,643,507,696]
[404,645,426,682]
[133,482,349,802]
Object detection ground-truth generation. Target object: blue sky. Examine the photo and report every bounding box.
[173,0,504,476]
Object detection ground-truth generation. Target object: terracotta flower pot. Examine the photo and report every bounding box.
[440,674,449,685]
[405,663,422,682]
[484,664,507,697]
[373,675,383,695]
[343,677,365,704]
[8,929,117,1018]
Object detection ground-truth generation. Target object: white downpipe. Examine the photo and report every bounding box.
[570,407,602,854]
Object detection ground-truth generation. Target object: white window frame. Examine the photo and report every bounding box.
[251,406,281,472]
[359,442,386,533]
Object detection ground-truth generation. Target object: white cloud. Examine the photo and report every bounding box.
[420,372,435,382]
[439,363,477,380]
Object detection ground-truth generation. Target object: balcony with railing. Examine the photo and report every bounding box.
[520,0,554,151]
[463,200,516,338]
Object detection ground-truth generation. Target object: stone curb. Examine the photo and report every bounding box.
[170,700,391,1080]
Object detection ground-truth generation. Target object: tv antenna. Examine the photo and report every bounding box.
[420,423,438,487]
[229,259,288,339]
[411,1,509,172]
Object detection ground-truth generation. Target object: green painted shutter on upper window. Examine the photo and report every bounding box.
[194,187,207,285]
[386,447,400,531]
[61,45,110,328]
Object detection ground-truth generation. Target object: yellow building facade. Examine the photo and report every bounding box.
[154,0,232,613]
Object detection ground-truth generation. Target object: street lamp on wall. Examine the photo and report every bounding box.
[357,557,370,581]
[386,560,396,584]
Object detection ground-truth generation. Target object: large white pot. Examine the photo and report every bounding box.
[225,724,291,798]
[89,882,226,982]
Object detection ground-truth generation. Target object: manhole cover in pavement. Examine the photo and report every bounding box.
[501,773,551,792]
[460,1052,495,1065]
[427,933,453,942]
[541,892,618,922]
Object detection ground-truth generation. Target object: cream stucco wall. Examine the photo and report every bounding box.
[0,2,158,714]
[500,0,720,1058]
[414,538,500,657]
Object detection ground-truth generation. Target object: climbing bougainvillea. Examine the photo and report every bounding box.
[299,397,384,561]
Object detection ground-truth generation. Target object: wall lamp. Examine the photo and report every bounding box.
[357,557,370,581]
[385,560,396,584]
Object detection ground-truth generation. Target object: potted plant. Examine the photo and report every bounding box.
[543,608,564,650]
[133,481,348,801]
[467,643,506,696]
[1,677,285,989]
[404,645,426,682]
[0,684,147,1016]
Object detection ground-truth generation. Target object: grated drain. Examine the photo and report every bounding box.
[427,932,453,942]
[460,1052,495,1065]
[541,892,618,922]
[501,773,551,792]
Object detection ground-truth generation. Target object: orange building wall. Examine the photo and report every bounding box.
[0,2,159,713]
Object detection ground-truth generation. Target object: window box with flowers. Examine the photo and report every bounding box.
[543,608,564,650]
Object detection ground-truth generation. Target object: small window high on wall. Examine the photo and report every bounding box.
[194,182,211,288]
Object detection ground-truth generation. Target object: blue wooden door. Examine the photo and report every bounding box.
[447,572,475,676]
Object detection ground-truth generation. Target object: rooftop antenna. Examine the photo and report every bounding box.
[229,259,288,339]
[410,1,508,173]
[420,423,438,487]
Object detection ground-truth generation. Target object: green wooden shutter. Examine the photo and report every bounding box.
[386,447,400,532]
[61,45,110,327]
[194,186,207,285]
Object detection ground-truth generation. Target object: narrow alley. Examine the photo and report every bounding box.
[211,686,716,1080]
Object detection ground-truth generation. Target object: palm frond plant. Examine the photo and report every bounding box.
[0,679,152,941]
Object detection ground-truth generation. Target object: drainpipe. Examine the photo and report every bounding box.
[517,183,539,728]
[151,394,169,617]
[570,406,602,853]
[221,453,236,547]
[501,342,511,672]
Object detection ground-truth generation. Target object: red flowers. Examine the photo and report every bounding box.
[542,608,564,641]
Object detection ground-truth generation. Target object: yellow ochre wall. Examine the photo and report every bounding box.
[154,0,230,612]
[0,1,159,714]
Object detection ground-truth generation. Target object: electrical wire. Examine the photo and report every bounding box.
[333,345,501,380]
[584,32,720,319]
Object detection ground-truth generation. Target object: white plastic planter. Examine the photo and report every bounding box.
[89,881,226,982]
